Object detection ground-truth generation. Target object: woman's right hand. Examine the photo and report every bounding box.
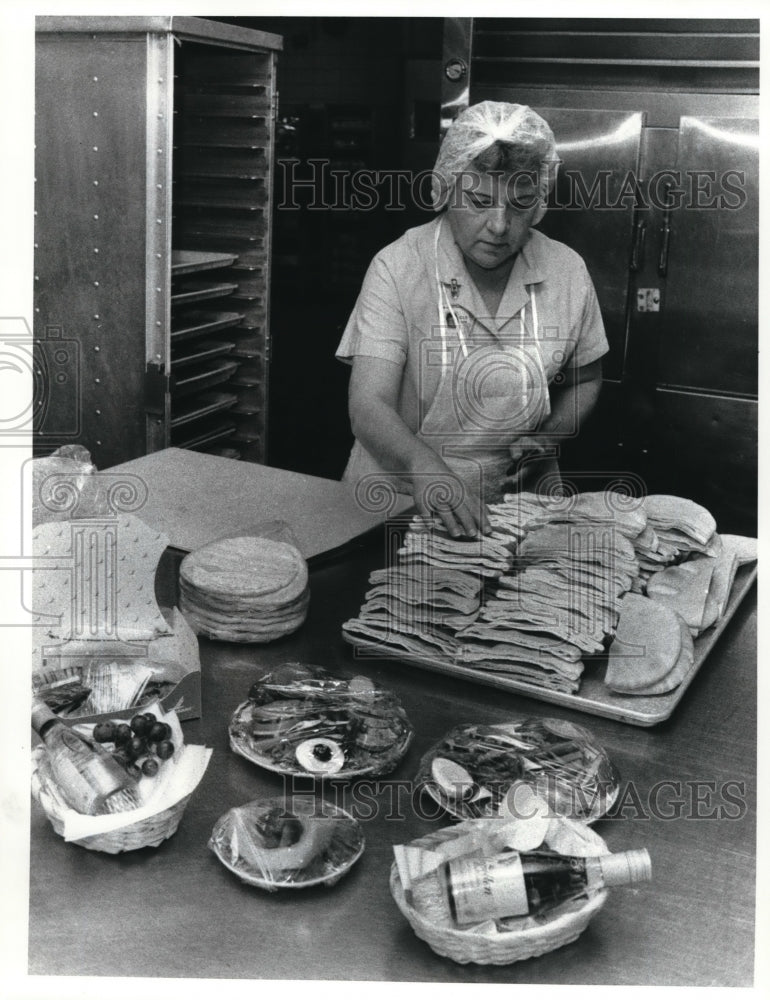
[408,452,491,538]
[348,356,490,538]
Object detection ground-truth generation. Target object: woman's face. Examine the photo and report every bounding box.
[445,169,542,271]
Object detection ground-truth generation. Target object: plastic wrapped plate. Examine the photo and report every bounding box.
[229,662,413,779]
[415,717,620,823]
[209,796,365,890]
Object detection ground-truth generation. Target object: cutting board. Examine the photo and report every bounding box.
[106,448,412,561]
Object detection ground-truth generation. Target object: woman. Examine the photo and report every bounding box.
[336,102,607,538]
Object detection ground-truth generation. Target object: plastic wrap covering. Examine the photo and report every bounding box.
[208,797,365,891]
[178,520,310,642]
[415,717,619,823]
[228,662,413,778]
[32,445,100,525]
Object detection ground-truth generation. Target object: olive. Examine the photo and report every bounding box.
[312,742,333,762]
[155,740,175,760]
[130,714,152,737]
[93,721,116,743]
[141,757,159,777]
[113,724,132,746]
[149,721,171,743]
[126,736,147,760]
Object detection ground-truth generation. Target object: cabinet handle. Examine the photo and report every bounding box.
[630,218,647,272]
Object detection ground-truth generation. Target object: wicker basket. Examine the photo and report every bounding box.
[390,818,609,965]
[31,748,192,853]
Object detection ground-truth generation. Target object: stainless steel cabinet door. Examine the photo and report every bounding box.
[533,107,644,383]
[657,115,758,396]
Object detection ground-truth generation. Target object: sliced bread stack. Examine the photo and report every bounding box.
[456,510,640,693]
[342,517,509,660]
[179,535,309,642]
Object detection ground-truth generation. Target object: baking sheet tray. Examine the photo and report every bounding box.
[171,249,238,275]
[171,310,244,342]
[171,281,238,306]
[343,563,756,727]
[172,359,240,396]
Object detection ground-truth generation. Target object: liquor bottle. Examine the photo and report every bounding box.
[443,848,651,925]
[31,699,139,815]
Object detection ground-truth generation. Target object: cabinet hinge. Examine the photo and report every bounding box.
[145,362,171,416]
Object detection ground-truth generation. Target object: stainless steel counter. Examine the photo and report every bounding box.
[28,533,757,985]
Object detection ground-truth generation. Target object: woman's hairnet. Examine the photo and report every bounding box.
[431,101,559,211]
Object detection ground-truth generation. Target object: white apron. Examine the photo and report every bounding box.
[343,221,561,505]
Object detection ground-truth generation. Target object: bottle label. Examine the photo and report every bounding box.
[448,854,529,924]
[51,727,125,811]
[47,754,101,814]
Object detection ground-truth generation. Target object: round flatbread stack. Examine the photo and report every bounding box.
[179,535,309,642]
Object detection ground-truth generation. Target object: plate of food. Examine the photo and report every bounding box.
[208,796,365,890]
[228,662,413,778]
[415,717,620,823]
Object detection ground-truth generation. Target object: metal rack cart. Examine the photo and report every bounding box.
[34,16,282,467]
